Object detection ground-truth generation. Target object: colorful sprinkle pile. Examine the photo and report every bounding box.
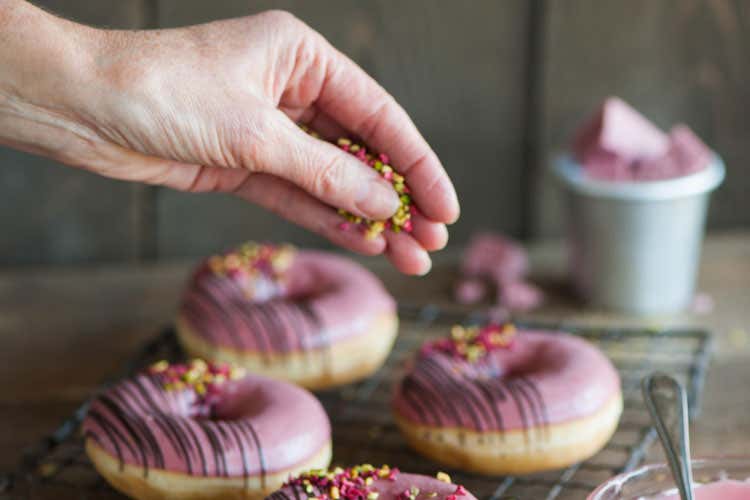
[207,242,295,298]
[300,125,414,239]
[284,465,467,500]
[149,359,246,417]
[421,324,516,363]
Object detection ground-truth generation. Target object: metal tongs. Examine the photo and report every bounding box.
[642,373,695,500]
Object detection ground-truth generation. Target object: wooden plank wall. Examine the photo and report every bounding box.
[1,0,747,265]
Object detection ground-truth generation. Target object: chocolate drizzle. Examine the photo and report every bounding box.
[83,372,266,483]
[181,272,325,360]
[398,349,549,441]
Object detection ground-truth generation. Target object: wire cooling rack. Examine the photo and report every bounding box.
[5,304,712,500]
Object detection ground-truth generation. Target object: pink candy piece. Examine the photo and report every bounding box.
[574,97,669,165]
[500,281,544,312]
[455,278,488,305]
[456,232,544,313]
[460,233,528,284]
[574,97,711,181]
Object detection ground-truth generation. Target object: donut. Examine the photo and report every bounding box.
[392,324,622,474]
[83,359,331,500]
[265,464,476,500]
[176,242,398,390]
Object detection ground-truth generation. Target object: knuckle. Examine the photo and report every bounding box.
[259,9,303,30]
[312,154,347,200]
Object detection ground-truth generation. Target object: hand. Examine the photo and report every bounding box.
[0,4,459,274]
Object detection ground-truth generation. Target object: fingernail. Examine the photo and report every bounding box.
[355,177,400,219]
[417,255,433,276]
[446,184,461,224]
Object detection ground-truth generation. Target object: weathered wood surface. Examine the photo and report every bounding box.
[535,0,750,237]
[1,232,748,475]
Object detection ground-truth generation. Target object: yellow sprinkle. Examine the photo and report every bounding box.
[150,360,169,372]
[330,486,340,499]
[208,255,225,274]
[428,493,438,498]
[451,326,466,341]
[337,138,352,146]
[333,467,344,475]
[193,358,208,369]
[365,477,374,485]
[230,367,246,380]
[367,493,379,500]
[350,144,361,152]
[436,472,451,483]
[38,462,58,477]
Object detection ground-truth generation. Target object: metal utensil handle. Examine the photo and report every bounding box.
[642,373,694,500]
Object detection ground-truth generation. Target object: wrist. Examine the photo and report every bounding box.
[0,1,103,158]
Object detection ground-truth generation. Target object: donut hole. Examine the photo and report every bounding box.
[486,339,568,380]
[208,383,269,422]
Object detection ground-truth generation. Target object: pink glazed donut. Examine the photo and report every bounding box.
[83,360,331,500]
[266,465,476,500]
[176,243,398,390]
[392,324,622,474]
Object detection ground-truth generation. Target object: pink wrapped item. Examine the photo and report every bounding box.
[573,97,711,181]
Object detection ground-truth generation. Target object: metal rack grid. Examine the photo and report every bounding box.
[6,304,713,500]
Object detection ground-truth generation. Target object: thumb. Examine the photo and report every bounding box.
[250,113,400,220]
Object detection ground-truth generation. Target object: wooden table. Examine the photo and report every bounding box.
[1,231,748,477]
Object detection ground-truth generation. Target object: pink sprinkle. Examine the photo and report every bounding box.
[379,153,390,163]
[455,485,468,496]
[403,220,413,232]
[383,171,393,181]
[338,222,351,231]
[356,150,367,161]
[341,145,350,152]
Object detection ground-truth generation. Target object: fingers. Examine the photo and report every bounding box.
[253,113,400,221]
[384,230,432,276]
[315,47,460,225]
[280,107,348,139]
[232,172,386,256]
[410,211,449,252]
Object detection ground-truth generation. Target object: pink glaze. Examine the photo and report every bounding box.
[83,370,331,478]
[268,471,476,500]
[393,330,620,431]
[180,250,395,353]
[573,97,711,181]
[642,480,750,500]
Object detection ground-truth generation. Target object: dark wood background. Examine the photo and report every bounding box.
[2,0,748,266]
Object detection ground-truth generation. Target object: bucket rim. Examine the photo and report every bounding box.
[553,152,726,201]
